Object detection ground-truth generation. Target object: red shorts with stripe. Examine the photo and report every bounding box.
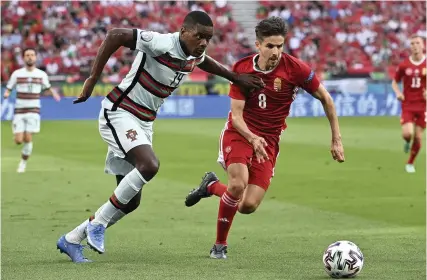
[400,109,426,128]
[217,129,280,190]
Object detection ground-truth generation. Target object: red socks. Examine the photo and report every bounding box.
[207,181,228,197]
[216,191,239,245]
[408,138,421,164]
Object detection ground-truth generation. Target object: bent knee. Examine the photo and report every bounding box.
[402,132,412,139]
[238,201,259,214]
[135,158,160,181]
[228,178,246,197]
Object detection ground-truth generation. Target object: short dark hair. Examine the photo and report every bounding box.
[22,47,37,57]
[183,11,213,29]
[255,16,287,42]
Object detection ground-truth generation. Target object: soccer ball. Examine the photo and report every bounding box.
[323,240,364,278]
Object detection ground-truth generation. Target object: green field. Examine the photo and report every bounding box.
[1,117,425,280]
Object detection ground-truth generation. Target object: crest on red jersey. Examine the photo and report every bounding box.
[273,77,282,91]
[225,146,232,153]
[405,68,413,76]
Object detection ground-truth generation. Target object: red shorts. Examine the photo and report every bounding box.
[400,109,426,128]
[217,129,280,190]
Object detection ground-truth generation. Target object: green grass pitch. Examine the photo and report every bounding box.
[1,117,425,280]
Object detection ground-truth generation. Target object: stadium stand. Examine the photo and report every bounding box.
[1,0,426,82]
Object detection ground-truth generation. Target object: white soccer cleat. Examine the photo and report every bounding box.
[17,161,26,173]
[405,164,415,173]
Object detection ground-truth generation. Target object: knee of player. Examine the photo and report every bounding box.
[14,139,23,145]
[238,201,259,214]
[402,131,412,139]
[228,179,246,197]
[414,135,423,143]
[135,158,160,181]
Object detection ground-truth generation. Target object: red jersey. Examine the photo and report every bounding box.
[226,53,320,141]
[394,56,426,111]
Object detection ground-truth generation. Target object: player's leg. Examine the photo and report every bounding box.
[401,110,414,153]
[58,174,141,263]
[238,184,266,214]
[211,162,248,259]
[185,130,242,206]
[17,114,39,172]
[12,114,25,172]
[85,109,158,253]
[17,132,33,173]
[406,113,425,173]
[238,156,273,214]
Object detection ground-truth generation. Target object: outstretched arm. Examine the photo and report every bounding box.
[310,84,345,162]
[198,56,265,89]
[74,28,136,104]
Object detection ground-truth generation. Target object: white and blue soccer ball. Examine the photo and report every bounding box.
[323,240,364,278]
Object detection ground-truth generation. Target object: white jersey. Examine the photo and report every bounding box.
[102,29,205,122]
[6,67,51,114]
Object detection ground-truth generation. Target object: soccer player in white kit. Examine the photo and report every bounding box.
[3,48,61,173]
[57,11,264,263]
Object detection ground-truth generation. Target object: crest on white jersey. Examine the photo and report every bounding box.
[141,31,154,42]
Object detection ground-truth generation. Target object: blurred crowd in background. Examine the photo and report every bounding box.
[1,0,426,84]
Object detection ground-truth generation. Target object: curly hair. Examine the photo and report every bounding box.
[255,16,288,42]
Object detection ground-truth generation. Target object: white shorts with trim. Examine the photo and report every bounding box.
[99,108,154,176]
[12,113,40,134]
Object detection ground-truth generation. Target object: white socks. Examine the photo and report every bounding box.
[91,169,146,227]
[22,142,33,158]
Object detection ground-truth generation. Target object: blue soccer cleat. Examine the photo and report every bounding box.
[86,222,106,254]
[56,235,92,263]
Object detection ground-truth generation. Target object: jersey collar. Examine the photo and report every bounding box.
[252,54,279,74]
[409,55,426,66]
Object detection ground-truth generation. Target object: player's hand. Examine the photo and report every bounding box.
[396,93,405,102]
[53,92,61,102]
[73,76,98,104]
[330,138,345,163]
[423,89,426,100]
[250,136,269,163]
[234,73,265,90]
[3,90,10,99]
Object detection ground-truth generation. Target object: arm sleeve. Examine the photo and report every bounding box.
[293,60,320,94]
[6,71,17,90]
[133,29,173,57]
[42,72,51,90]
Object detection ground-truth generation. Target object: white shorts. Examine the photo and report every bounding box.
[12,113,40,134]
[99,108,153,159]
[104,146,135,176]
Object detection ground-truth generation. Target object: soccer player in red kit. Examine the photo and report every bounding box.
[184,17,345,259]
[391,35,426,173]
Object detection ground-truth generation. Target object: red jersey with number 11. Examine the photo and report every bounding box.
[394,56,426,111]
[226,53,320,142]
